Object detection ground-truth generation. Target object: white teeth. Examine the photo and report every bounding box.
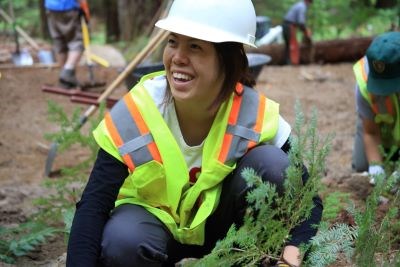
[172,72,192,81]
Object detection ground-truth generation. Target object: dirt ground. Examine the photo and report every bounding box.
[0,54,375,266]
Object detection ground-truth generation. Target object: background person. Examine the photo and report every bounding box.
[44,0,90,88]
[66,0,323,266]
[352,31,400,184]
[282,0,313,65]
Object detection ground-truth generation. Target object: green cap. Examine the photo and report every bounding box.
[366,31,400,96]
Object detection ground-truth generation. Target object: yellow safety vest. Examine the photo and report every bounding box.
[353,57,400,146]
[93,71,280,245]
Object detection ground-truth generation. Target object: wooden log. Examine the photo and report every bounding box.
[247,36,374,65]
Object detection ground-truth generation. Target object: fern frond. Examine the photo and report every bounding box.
[0,221,58,263]
[8,223,58,257]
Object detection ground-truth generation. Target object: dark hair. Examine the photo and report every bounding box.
[210,42,255,109]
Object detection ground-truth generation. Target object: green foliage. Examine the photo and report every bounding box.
[305,223,358,267]
[44,100,101,155]
[63,207,75,238]
[0,221,58,264]
[181,100,400,266]
[36,100,105,224]
[305,154,400,266]
[352,169,400,266]
[309,1,397,40]
[253,0,398,41]
[115,34,164,64]
[321,191,351,221]
[186,101,331,266]
[3,0,398,54]
[0,0,42,38]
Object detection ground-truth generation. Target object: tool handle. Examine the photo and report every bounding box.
[0,8,41,51]
[101,30,168,102]
[79,29,169,125]
[81,17,93,65]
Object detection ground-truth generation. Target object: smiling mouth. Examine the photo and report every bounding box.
[172,72,193,82]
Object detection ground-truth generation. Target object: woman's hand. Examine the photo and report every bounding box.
[280,245,301,267]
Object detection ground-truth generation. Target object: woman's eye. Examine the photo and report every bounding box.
[190,44,201,50]
[167,38,176,45]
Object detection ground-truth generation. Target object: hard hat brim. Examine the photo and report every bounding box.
[156,17,257,48]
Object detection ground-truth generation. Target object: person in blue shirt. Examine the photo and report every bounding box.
[44,0,89,88]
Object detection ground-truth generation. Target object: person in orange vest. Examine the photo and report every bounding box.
[352,31,400,185]
[282,0,313,65]
[66,0,323,266]
[44,0,90,88]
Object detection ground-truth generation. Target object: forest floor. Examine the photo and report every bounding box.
[0,46,390,266]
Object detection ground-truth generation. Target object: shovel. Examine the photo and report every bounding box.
[0,7,54,64]
[80,16,107,89]
[44,29,169,177]
[6,2,33,66]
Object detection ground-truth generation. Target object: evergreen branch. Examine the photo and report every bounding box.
[189,101,330,266]
[305,223,358,267]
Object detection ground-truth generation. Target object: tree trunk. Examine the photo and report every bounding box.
[103,0,119,42]
[247,36,374,65]
[375,0,397,8]
[117,0,161,42]
[39,0,50,39]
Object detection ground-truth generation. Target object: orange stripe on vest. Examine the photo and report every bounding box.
[105,112,136,170]
[248,96,265,148]
[122,94,162,165]
[360,57,368,82]
[218,85,243,163]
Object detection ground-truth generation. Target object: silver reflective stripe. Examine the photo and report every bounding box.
[130,146,155,166]
[224,86,261,164]
[236,88,260,128]
[110,98,140,142]
[363,57,369,75]
[110,96,155,167]
[226,124,260,141]
[118,133,154,155]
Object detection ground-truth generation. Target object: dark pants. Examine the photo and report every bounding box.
[282,21,299,65]
[352,117,368,172]
[100,145,289,267]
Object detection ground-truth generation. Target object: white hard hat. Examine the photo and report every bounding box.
[155,0,257,47]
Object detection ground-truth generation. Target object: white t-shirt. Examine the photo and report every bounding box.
[143,76,291,183]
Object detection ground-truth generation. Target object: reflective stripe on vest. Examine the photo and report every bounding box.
[218,83,264,165]
[105,83,265,171]
[354,57,371,105]
[370,94,395,124]
[105,93,162,171]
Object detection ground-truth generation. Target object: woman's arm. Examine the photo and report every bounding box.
[362,118,383,164]
[66,148,129,267]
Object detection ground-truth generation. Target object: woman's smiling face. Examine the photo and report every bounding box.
[163,33,225,107]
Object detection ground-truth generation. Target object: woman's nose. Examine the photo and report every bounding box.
[172,48,189,65]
